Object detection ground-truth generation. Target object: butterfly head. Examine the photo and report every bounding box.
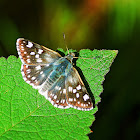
[66,52,75,63]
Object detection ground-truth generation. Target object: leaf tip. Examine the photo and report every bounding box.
[113,50,118,55]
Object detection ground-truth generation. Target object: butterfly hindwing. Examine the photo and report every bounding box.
[16,38,61,65]
[47,76,69,108]
[65,68,93,111]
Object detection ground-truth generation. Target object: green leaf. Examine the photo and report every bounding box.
[0,49,118,140]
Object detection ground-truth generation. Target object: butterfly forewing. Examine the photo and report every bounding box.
[17,38,61,65]
[21,63,54,88]
[66,68,93,111]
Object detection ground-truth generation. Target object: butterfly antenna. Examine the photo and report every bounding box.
[63,33,69,54]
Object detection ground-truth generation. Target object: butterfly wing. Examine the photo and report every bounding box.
[46,76,69,108]
[46,67,93,110]
[65,68,93,111]
[21,63,54,89]
[16,38,61,65]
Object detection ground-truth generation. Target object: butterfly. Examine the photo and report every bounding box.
[16,38,93,111]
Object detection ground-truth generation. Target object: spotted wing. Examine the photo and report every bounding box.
[65,68,93,111]
[16,38,61,65]
[21,63,54,88]
[47,76,69,109]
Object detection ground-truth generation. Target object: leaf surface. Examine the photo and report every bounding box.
[0,49,118,140]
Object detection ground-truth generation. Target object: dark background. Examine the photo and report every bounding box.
[0,0,139,140]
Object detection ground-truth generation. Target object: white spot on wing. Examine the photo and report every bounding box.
[26,80,31,84]
[62,99,65,103]
[69,98,73,102]
[26,69,31,73]
[31,77,36,80]
[68,86,72,92]
[36,58,42,62]
[63,89,66,94]
[35,54,39,58]
[54,95,57,99]
[73,89,77,93]
[83,94,89,101]
[36,65,41,70]
[54,104,58,107]
[76,93,79,98]
[69,76,73,83]
[27,75,31,78]
[55,86,59,90]
[38,49,43,54]
[40,71,43,74]
[27,59,31,63]
[76,85,81,90]
[30,52,35,55]
[26,41,33,48]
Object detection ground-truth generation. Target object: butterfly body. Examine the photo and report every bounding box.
[16,38,93,111]
[39,55,73,93]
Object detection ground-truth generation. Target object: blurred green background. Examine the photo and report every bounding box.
[0,0,139,139]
